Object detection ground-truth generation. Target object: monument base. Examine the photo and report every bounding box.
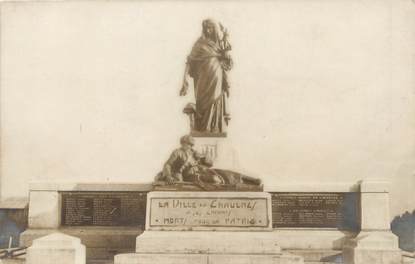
[115,252,303,264]
[26,233,85,264]
[135,231,282,254]
[342,231,403,264]
[21,227,142,259]
[114,191,304,264]
[116,231,303,263]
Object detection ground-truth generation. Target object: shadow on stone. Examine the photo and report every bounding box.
[0,209,28,249]
[337,192,361,232]
[391,210,415,252]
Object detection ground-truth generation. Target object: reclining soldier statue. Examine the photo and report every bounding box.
[154,135,262,191]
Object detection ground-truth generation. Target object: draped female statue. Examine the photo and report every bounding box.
[180,19,233,135]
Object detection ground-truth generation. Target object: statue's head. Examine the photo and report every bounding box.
[202,19,223,43]
[180,135,194,150]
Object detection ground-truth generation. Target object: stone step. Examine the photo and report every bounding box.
[285,249,342,262]
[114,253,303,264]
[135,231,283,254]
[86,250,343,264]
[87,260,114,264]
[403,256,415,264]
[3,258,341,264]
[305,262,338,264]
[1,259,25,264]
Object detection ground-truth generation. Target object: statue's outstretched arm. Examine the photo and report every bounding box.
[162,150,180,184]
[180,63,190,96]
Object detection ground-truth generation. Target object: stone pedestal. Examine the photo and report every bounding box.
[343,231,401,264]
[193,136,238,170]
[21,227,142,260]
[28,190,61,229]
[342,180,402,264]
[114,191,303,264]
[26,232,86,264]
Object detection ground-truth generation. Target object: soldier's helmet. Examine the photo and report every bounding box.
[180,135,195,146]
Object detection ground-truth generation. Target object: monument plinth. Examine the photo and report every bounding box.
[26,233,86,264]
[342,181,403,264]
[146,191,270,231]
[115,191,303,264]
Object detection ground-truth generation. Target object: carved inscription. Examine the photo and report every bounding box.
[149,197,269,229]
[271,192,360,230]
[61,192,146,226]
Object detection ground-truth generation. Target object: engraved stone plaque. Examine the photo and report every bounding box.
[61,191,147,227]
[271,192,360,230]
[146,192,272,231]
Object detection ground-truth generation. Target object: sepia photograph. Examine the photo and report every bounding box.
[0,1,414,263]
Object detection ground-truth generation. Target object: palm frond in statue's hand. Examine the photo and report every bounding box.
[180,80,189,96]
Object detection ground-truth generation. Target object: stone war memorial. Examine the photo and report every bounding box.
[0,2,415,264]
[116,19,301,264]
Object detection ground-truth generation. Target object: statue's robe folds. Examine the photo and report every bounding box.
[187,37,231,133]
